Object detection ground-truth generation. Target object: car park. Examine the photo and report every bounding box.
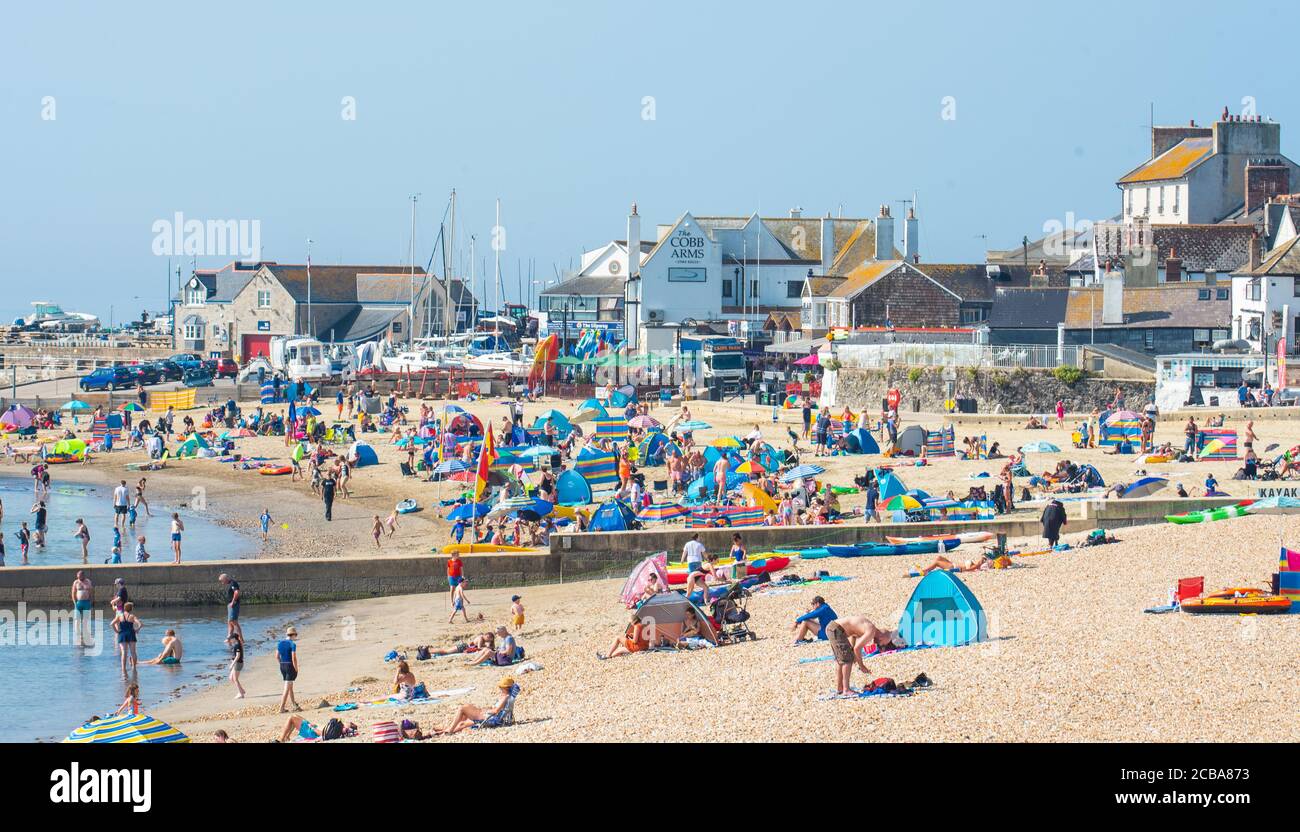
[79,366,135,392]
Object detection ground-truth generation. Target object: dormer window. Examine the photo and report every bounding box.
[185,283,206,306]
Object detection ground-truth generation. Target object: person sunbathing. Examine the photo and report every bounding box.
[916,553,996,575]
[433,677,520,735]
[392,660,420,700]
[466,626,517,666]
[598,610,653,659]
[141,630,183,665]
[276,715,357,743]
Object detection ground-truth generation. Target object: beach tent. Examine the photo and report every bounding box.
[1077,464,1105,488]
[621,553,669,608]
[637,431,672,465]
[447,412,483,437]
[50,438,88,458]
[609,389,632,408]
[923,425,956,458]
[575,447,619,493]
[635,593,718,645]
[175,434,210,458]
[896,425,927,456]
[588,500,638,532]
[897,571,987,648]
[0,405,35,430]
[577,399,608,418]
[556,469,593,506]
[350,442,379,467]
[875,470,908,502]
[532,410,570,433]
[843,428,880,455]
[685,471,748,503]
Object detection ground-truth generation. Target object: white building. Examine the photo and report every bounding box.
[1231,234,1300,355]
[542,204,885,352]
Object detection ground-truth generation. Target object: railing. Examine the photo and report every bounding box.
[836,343,1082,370]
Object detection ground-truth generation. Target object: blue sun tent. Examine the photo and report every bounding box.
[845,428,880,454]
[577,399,608,418]
[684,471,748,503]
[350,442,379,467]
[638,431,671,466]
[875,470,908,502]
[898,571,987,648]
[588,500,638,532]
[556,469,593,506]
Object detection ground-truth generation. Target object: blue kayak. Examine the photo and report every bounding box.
[817,538,963,558]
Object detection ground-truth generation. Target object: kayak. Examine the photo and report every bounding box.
[438,543,537,554]
[664,555,791,585]
[885,531,995,545]
[809,538,963,559]
[1166,503,1253,524]
[1181,588,1292,615]
[395,499,421,514]
[259,466,292,476]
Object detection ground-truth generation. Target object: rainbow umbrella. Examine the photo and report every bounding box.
[1198,438,1226,458]
[1104,410,1142,425]
[636,502,689,523]
[65,713,189,744]
[120,402,144,412]
[736,460,766,475]
[882,494,924,511]
[711,437,743,449]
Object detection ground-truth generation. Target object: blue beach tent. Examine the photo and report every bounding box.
[555,469,593,506]
[898,571,987,648]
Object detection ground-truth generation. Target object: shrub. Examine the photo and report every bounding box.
[991,371,1009,388]
[907,367,924,383]
[825,358,843,372]
[1052,365,1086,385]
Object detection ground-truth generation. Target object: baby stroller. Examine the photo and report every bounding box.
[710,582,756,644]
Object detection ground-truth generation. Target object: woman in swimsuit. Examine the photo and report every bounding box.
[135,478,152,517]
[112,602,142,675]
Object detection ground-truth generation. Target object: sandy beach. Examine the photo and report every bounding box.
[29,390,1267,743]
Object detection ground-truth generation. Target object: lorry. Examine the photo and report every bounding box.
[679,335,747,392]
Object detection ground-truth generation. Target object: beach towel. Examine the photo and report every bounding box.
[798,643,939,665]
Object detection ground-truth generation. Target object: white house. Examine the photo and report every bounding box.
[1231,234,1300,355]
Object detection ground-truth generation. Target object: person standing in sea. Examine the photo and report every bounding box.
[71,570,94,645]
[112,479,130,532]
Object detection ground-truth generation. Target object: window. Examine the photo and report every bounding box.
[1249,280,1262,301]
[1144,330,1155,350]
[257,290,272,308]
[722,279,733,299]
[1197,289,1211,301]
[1212,329,1229,342]
[960,308,984,324]
[1293,278,1300,297]
[185,286,205,305]
[183,324,201,341]
[1216,288,1229,301]
[787,280,804,298]
[1158,186,1165,214]
[1194,329,1210,344]
[751,279,759,299]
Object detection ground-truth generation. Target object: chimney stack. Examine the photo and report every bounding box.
[1102,267,1125,326]
[820,212,835,275]
[789,207,803,219]
[903,207,919,262]
[1245,158,1290,215]
[1249,231,1262,270]
[874,204,894,261]
[1163,247,1182,283]
[627,202,641,279]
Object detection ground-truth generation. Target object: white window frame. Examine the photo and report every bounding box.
[183,323,201,340]
[257,290,272,309]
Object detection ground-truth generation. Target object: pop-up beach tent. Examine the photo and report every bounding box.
[350,442,379,467]
[588,499,638,532]
[875,470,908,502]
[898,571,987,648]
[175,434,210,458]
[845,428,880,455]
[897,425,927,455]
[555,469,593,506]
[636,593,718,645]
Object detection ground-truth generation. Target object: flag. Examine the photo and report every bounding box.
[473,424,497,502]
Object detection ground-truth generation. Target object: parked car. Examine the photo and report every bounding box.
[128,363,161,386]
[151,360,184,382]
[182,368,214,387]
[168,352,204,371]
[79,366,135,392]
[1275,387,1300,407]
[214,358,239,379]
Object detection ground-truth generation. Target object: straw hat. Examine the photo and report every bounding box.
[497,676,516,690]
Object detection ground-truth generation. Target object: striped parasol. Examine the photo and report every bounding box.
[677,420,712,432]
[780,464,825,483]
[735,460,766,474]
[628,415,661,429]
[637,502,690,523]
[65,713,190,744]
[882,494,924,511]
[431,459,471,476]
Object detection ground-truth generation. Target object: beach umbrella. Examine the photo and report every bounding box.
[628,415,661,429]
[516,446,558,459]
[1120,477,1168,499]
[120,402,144,412]
[61,400,91,411]
[637,502,689,523]
[677,420,712,432]
[882,494,924,511]
[735,460,766,475]
[65,713,189,744]
[1246,495,1300,515]
[1104,410,1142,425]
[299,406,321,417]
[1021,441,1060,453]
[571,408,603,425]
[793,353,821,366]
[446,502,491,521]
[432,459,471,476]
[1198,438,1227,458]
[711,436,743,449]
[781,464,825,483]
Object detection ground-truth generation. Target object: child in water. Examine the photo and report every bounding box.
[259,509,273,541]
[134,535,150,563]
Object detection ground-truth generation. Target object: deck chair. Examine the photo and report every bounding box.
[1176,577,1204,604]
[399,461,415,478]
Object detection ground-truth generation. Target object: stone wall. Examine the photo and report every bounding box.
[834,366,1154,414]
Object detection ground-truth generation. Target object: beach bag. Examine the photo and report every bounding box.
[371,721,400,743]
[415,646,431,661]
[865,677,896,693]
[321,718,344,741]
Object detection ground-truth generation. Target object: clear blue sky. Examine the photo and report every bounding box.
[2,0,1293,324]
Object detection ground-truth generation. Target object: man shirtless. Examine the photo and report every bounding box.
[71,571,94,645]
[142,629,184,665]
[824,615,906,696]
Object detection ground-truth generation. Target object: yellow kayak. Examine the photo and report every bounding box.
[439,543,537,555]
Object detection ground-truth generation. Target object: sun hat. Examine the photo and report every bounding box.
[497,676,516,690]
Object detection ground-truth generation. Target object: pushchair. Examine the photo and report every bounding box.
[709,582,756,644]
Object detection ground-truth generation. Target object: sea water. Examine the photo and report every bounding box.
[0,603,318,742]
[0,475,253,566]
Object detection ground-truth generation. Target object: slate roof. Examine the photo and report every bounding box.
[1117,137,1214,184]
[265,264,427,304]
[1151,225,1254,272]
[1236,234,1300,276]
[920,263,1068,303]
[828,260,905,299]
[986,288,1070,329]
[1064,285,1230,329]
[538,274,625,297]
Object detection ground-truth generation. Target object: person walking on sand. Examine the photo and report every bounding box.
[112,601,143,676]
[371,515,384,548]
[227,632,246,699]
[277,626,300,712]
[169,513,185,563]
[320,471,337,521]
[384,509,400,538]
[71,570,94,645]
[112,479,130,532]
[1055,399,1065,430]
[219,573,242,640]
[449,578,481,624]
[72,518,91,564]
[259,508,273,542]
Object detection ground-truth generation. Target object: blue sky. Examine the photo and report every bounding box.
[1,1,1294,324]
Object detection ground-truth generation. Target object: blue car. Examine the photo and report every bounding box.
[79,366,135,392]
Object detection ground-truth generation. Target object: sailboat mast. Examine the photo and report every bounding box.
[493,198,502,338]
[408,193,419,343]
[446,188,457,335]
